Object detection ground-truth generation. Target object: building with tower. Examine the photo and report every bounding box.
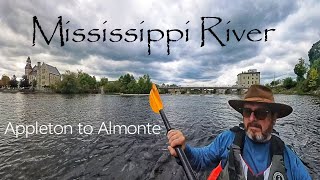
[25,57,61,90]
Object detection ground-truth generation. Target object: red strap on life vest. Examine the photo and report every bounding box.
[207,161,223,180]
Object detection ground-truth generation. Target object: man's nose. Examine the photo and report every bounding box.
[249,112,256,122]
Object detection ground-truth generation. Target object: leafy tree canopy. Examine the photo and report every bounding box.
[308,40,320,65]
[1,75,10,87]
[294,58,307,82]
[20,75,30,88]
[283,77,296,89]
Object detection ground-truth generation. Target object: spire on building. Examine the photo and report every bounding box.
[26,56,31,63]
[25,57,32,69]
[25,56,32,76]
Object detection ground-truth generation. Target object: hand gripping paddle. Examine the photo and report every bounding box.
[149,84,197,180]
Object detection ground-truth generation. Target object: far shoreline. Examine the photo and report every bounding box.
[270,87,320,97]
[1,88,319,97]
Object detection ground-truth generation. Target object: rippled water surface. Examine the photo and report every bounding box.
[0,93,319,179]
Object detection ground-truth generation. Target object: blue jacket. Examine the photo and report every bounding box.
[184,130,311,180]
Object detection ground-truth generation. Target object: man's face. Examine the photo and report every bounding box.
[242,103,275,142]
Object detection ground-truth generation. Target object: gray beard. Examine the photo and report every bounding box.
[245,122,273,143]
[246,131,271,143]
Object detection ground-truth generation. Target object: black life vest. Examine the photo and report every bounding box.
[208,124,287,180]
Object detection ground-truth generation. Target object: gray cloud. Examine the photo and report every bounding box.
[0,0,319,85]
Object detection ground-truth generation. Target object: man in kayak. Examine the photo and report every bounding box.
[167,85,311,179]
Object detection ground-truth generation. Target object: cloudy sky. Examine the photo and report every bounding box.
[0,0,319,86]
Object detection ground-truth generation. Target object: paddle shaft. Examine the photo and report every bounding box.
[159,109,197,180]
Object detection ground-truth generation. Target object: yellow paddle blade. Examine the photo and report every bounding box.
[149,83,163,114]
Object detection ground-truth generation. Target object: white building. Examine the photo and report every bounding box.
[237,69,260,88]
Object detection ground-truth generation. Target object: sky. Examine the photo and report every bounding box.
[0,0,319,86]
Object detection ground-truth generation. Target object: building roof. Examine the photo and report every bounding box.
[28,63,60,76]
[30,65,37,75]
[237,72,260,75]
[44,63,60,75]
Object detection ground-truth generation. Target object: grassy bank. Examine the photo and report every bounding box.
[271,86,320,96]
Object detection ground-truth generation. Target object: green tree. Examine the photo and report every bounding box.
[119,74,136,93]
[308,40,320,65]
[294,58,307,82]
[283,77,296,89]
[297,79,311,93]
[307,68,318,90]
[57,71,80,94]
[311,59,320,71]
[137,74,152,94]
[311,59,320,86]
[19,75,30,88]
[127,80,137,94]
[103,81,120,93]
[310,59,320,77]
[169,84,178,87]
[1,75,10,88]
[270,79,281,86]
[9,75,18,89]
[78,71,97,93]
[99,77,108,87]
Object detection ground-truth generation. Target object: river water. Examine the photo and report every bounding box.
[0,93,319,179]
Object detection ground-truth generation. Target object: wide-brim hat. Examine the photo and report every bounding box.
[228,85,293,118]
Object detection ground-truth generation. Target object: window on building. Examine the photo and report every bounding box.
[42,75,45,79]
[248,81,249,84]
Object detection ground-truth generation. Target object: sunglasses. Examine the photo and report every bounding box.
[241,108,271,120]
